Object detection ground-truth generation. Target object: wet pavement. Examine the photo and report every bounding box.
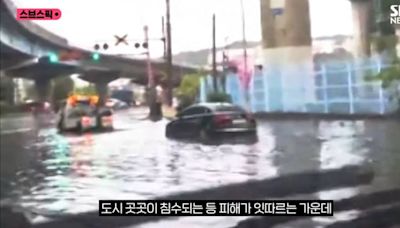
[0,109,399,227]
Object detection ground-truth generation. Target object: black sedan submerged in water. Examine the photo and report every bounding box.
[166,103,257,143]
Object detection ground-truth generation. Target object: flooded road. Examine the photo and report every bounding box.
[1,110,399,227]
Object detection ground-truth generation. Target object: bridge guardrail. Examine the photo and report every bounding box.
[1,0,69,47]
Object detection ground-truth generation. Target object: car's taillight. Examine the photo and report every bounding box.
[81,116,91,125]
[213,114,232,127]
[102,116,113,122]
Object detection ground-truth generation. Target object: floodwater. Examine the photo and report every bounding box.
[1,110,399,227]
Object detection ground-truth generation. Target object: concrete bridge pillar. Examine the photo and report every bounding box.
[260,0,314,111]
[351,0,372,59]
[80,71,119,106]
[34,78,51,102]
[94,81,108,106]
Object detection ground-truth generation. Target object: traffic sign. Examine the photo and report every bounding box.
[114,34,128,46]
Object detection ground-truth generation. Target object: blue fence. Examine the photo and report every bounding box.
[199,58,399,115]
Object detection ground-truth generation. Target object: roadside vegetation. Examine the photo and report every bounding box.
[174,71,232,112]
[174,73,201,111]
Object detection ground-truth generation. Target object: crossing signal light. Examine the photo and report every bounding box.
[134,42,148,49]
[92,52,100,61]
[94,43,109,51]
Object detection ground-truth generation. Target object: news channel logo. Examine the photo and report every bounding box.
[390,5,400,25]
[16,9,61,21]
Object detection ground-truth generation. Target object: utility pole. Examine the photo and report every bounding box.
[144,25,161,120]
[144,25,154,88]
[212,14,218,92]
[162,16,167,59]
[165,0,173,106]
[240,0,248,84]
[240,0,249,110]
[222,36,230,92]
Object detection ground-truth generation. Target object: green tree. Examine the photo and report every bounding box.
[370,0,398,54]
[366,46,400,111]
[174,73,202,110]
[366,0,400,111]
[207,92,232,103]
[51,76,74,103]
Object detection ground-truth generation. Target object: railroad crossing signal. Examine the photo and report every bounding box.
[92,31,164,53]
[94,43,109,51]
[134,42,148,49]
[114,34,128,46]
[94,41,149,50]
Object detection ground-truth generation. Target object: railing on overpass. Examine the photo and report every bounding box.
[1,0,69,47]
[1,0,201,79]
[200,58,400,115]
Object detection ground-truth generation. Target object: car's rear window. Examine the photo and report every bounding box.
[67,104,96,117]
[215,106,245,113]
[77,100,91,106]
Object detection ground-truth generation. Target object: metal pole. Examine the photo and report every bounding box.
[240,0,249,109]
[347,63,354,114]
[165,0,173,106]
[321,65,329,113]
[162,16,167,59]
[240,0,248,76]
[144,25,162,119]
[144,25,154,88]
[212,14,218,92]
[222,50,227,92]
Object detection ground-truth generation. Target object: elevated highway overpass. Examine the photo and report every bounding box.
[0,0,201,102]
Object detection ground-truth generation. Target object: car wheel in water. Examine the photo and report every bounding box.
[200,129,209,143]
[76,122,84,134]
[57,121,63,132]
[165,127,171,138]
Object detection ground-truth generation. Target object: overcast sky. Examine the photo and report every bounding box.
[12,0,353,57]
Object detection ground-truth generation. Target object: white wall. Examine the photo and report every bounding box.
[205,37,355,68]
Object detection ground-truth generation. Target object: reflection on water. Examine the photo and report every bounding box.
[1,114,399,227]
[313,121,369,226]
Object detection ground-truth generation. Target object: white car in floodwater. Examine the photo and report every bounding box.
[56,96,113,133]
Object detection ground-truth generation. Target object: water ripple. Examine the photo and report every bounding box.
[2,114,399,227]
